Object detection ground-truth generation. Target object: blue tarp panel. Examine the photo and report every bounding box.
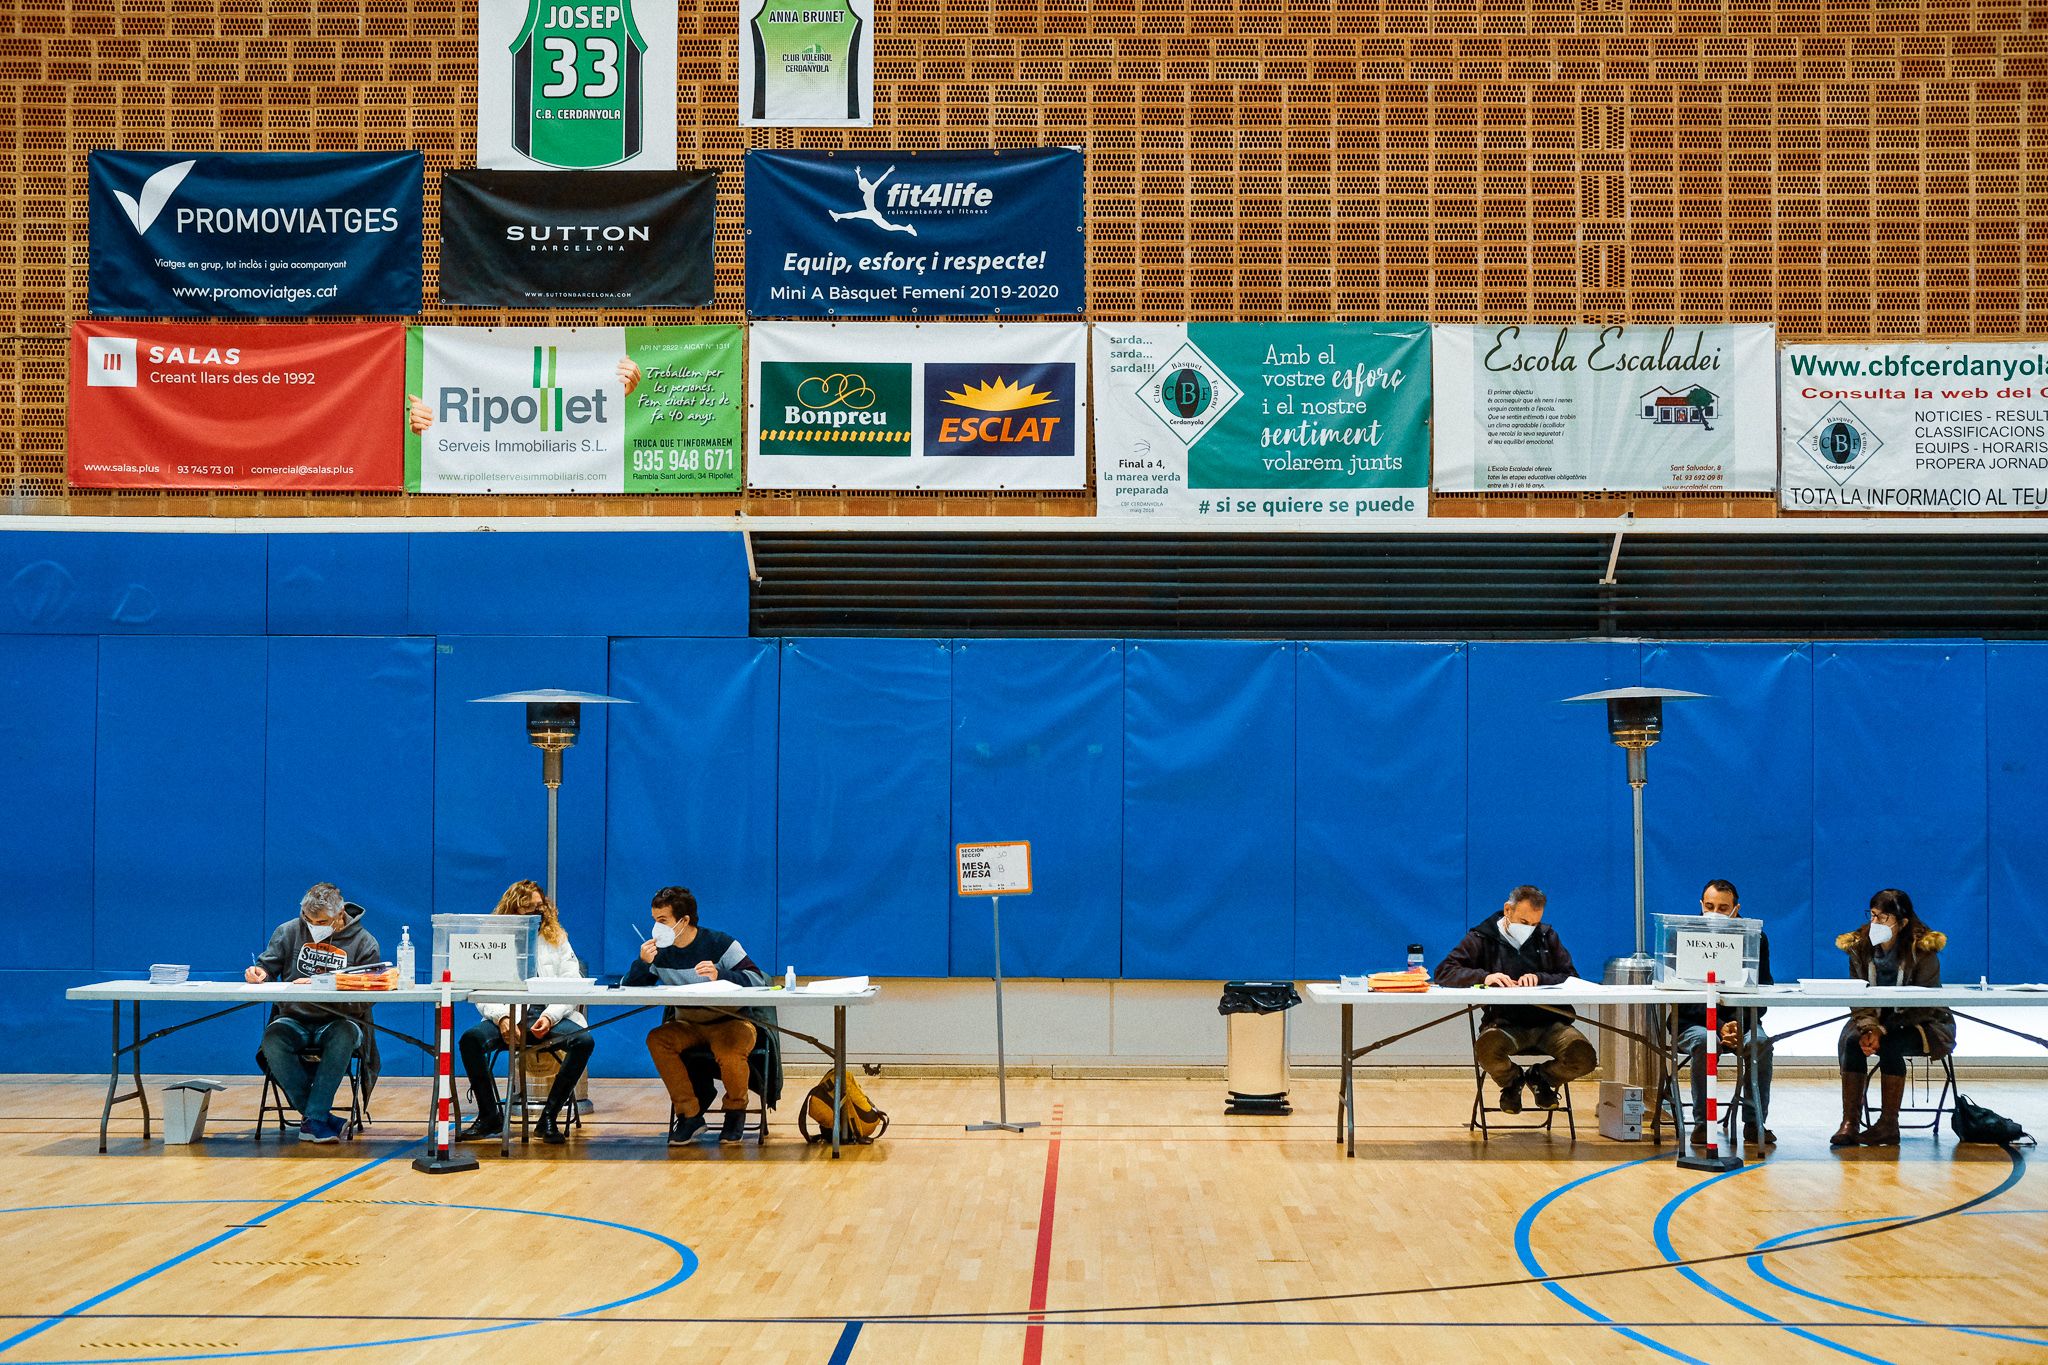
[267,534,410,636]
[0,532,265,634]
[1988,643,2048,977]
[1466,641,1641,971]
[777,639,951,977]
[407,533,748,639]
[606,637,781,999]
[431,636,611,938]
[1643,643,1817,979]
[950,639,1124,978]
[264,637,436,960]
[0,636,96,969]
[25,970,149,1075]
[1295,642,1468,979]
[1122,640,1296,980]
[1812,642,1989,980]
[94,636,268,972]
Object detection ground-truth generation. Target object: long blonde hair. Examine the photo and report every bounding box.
[493,879,566,946]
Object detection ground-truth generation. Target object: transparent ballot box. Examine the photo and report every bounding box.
[431,914,537,986]
[1652,913,1762,989]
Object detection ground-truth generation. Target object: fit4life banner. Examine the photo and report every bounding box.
[1782,344,2048,512]
[87,151,423,317]
[478,0,679,170]
[439,170,716,307]
[745,149,1084,317]
[69,321,405,489]
[405,326,740,493]
[1092,323,1432,524]
[738,0,873,126]
[1432,324,1777,492]
[747,322,1087,489]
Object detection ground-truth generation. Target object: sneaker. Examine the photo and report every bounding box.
[299,1115,344,1144]
[459,1112,505,1142]
[669,1113,706,1146]
[720,1110,748,1144]
[1497,1080,1525,1115]
[1528,1077,1561,1111]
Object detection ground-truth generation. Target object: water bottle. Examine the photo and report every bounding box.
[785,965,797,991]
[1407,943,1426,975]
[397,927,416,985]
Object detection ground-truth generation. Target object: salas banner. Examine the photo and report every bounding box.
[439,170,716,307]
[746,322,1087,490]
[1781,344,2048,512]
[69,321,405,490]
[738,0,873,126]
[745,149,1084,318]
[478,0,679,170]
[406,326,741,493]
[1092,324,1432,524]
[87,151,423,317]
[1432,324,1777,492]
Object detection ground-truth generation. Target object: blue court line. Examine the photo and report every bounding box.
[827,1320,863,1363]
[1511,1157,1710,1365]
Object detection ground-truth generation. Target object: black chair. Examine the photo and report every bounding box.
[478,1032,587,1130]
[1467,1013,1577,1140]
[256,1047,368,1140]
[1861,1052,1959,1134]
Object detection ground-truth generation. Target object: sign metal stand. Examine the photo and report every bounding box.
[959,841,1039,1134]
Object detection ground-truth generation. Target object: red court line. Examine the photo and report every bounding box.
[1022,1103,1065,1365]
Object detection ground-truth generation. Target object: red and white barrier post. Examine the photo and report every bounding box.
[1678,970,1743,1172]
[412,969,479,1175]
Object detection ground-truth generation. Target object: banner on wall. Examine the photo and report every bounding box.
[747,322,1087,489]
[1781,344,2048,512]
[439,170,716,307]
[1432,324,1777,492]
[87,151,423,317]
[737,0,873,126]
[477,0,679,170]
[406,326,742,493]
[744,149,1084,317]
[68,321,405,489]
[1092,323,1433,523]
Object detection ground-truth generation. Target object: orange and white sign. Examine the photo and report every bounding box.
[956,840,1032,897]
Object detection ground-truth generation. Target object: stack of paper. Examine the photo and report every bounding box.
[148,964,189,985]
[801,976,872,993]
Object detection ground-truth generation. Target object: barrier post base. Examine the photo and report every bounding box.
[1676,1149,1743,1173]
[411,1150,480,1175]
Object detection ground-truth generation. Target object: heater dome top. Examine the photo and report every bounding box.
[1562,686,1709,704]
[469,689,633,705]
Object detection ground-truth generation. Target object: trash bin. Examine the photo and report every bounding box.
[163,1079,228,1144]
[1596,956,1655,1141]
[1219,982,1300,1115]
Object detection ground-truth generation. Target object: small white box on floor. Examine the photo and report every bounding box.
[163,1079,228,1144]
[1597,1080,1646,1141]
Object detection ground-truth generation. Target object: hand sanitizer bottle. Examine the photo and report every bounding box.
[785,965,797,991]
[397,927,416,985]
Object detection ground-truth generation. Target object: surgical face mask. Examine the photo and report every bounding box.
[1868,922,1894,948]
[1502,919,1535,948]
[650,920,677,949]
[305,921,335,943]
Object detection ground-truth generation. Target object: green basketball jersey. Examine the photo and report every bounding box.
[748,0,863,121]
[511,1,648,168]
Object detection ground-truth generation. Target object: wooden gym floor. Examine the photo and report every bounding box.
[0,1071,2041,1364]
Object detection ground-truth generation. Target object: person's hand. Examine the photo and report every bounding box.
[1720,1021,1742,1048]
[694,961,719,982]
[1859,1028,1881,1056]
[639,940,658,965]
[529,1014,553,1040]
[1517,973,1540,988]
[407,394,434,434]
[292,977,312,986]
[245,965,267,984]
[497,1016,518,1047]
[616,357,642,396]
[1483,972,1518,988]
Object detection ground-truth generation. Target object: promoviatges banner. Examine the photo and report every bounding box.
[1781,344,2048,512]
[87,151,423,317]
[1092,323,1432,523]
[745,149,1084,317]
[1432,324,1777,492]
[747,322,1087,489]
[406,326,741,493]
[69,321,405,489]
[478,0,679,170]
[439,170,716,307]
[738,0,873,126]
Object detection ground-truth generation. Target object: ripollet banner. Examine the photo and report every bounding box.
[68,321,405,490]
[87,151,423,317]
[405,325,742,493]
[1781,343,2048,512]
[478,0,679,170]
[1431,324,1777,492]
[738,0,874,126]
[744,148,1084,317]
[746,322,1088,490]
[439,169,716,307]
[1092,323,1433,524]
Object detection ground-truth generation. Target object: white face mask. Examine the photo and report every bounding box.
[1868,922,1894,948]
[650,920,677,949]
[1502,919,1535,948]
[305,921,335,943]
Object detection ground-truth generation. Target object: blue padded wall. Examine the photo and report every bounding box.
[1812,642,1989,980]
[1643,643,1817,979]
[408,532,747,638]
[1988,643,2048,978]
[0,533,265,634]
[949,639,1124,978]
[777,638,952,977]
[1123,640,1296,980]
[0,636,97,969]
[1465,641,1641,972]
[1295,642,1468,979]
[267,534,409,636]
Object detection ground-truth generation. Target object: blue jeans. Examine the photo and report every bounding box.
[260,1016,362,1126]
[1678,1023,1772,1129]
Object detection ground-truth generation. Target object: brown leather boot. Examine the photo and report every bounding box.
[1830,1072,1866,1147]
[1859,1073,1905,1146]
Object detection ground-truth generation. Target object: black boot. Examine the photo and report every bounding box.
[536,1106,568,1145]
[460,1109,504,1141]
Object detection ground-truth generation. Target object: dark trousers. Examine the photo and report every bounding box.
[1838,1021,1928,1079]
[259,1017,362,1125]
[1474,1019,1597,1088]
[459,1017,594,1116]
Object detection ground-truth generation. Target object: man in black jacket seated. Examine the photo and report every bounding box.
[1434,884,1597,1114]
[1672,877,1775,1147]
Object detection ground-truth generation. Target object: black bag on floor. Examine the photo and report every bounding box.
[1951,1093,2034,1146]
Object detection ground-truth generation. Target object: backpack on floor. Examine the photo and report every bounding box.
[798,1069,889,1145]
[1951,1093,2034,1147]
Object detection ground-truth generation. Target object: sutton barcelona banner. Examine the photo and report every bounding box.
[1092,323,1433,523]
[87,151,423,317]
[1431,324,1777,493]
[69,321,405,490]
[478,0,679,170]
[745,149,1084,318]
[406,326,742,493]
[747,322,1087,490]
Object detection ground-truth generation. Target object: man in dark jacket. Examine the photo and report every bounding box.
[1672,878,1774,1147]
[627,885,770,1146]
[1434,884,1596,1114]
[246,883,381,1143]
